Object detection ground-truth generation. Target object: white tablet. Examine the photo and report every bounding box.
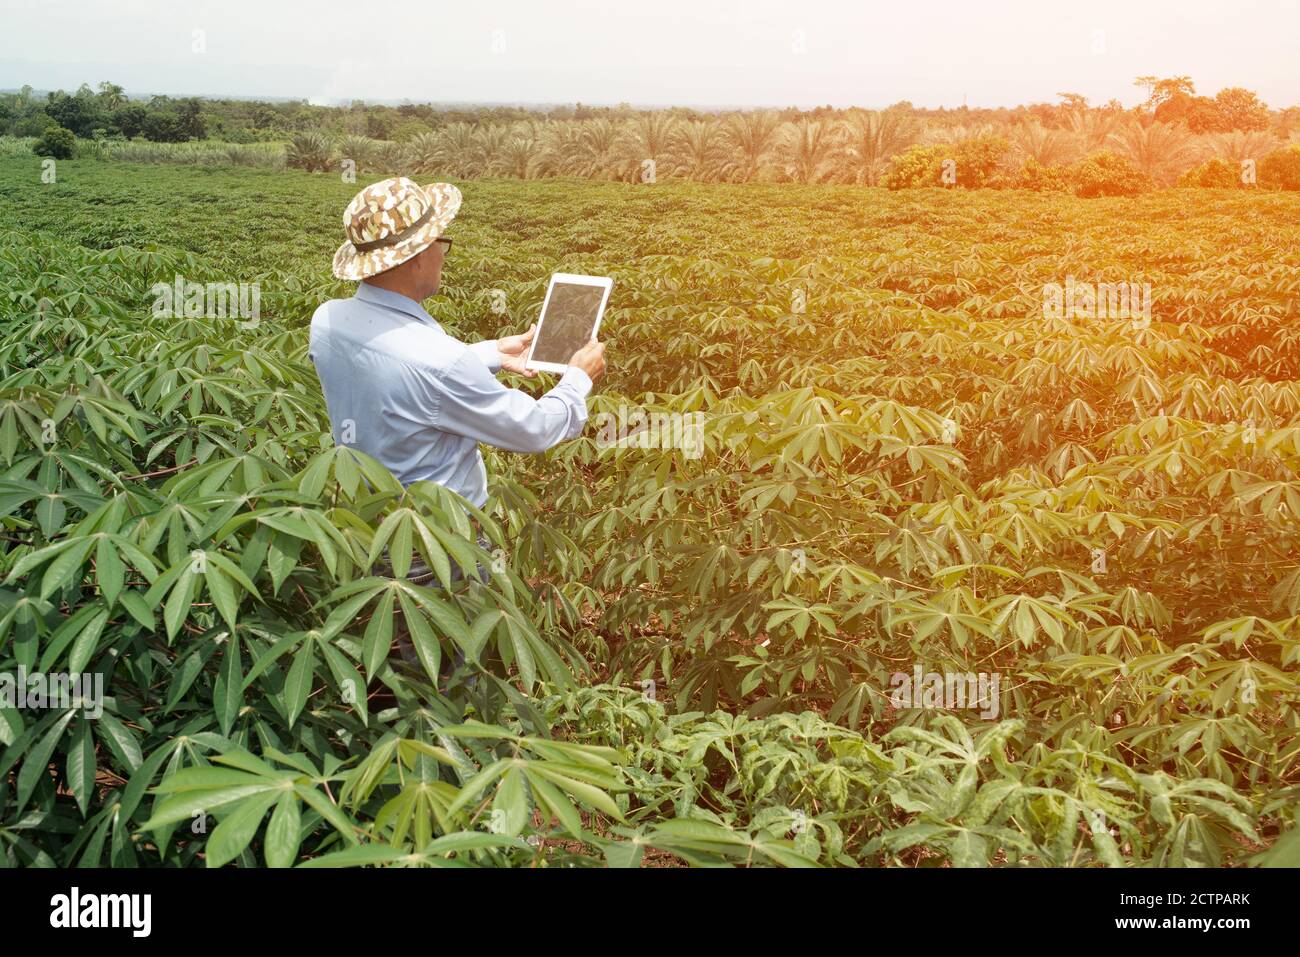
[524,273,613,374]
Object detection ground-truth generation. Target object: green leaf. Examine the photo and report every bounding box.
[205,790,281,868]
[67,607,109,674]
[361,588,395,679]
[16,710,76,809]
[40,537,95,599]
[163,566,198,642]
[214,633,243,737]
[297,844,409,868]
[283,640,316,728]
[66,717,96,817]
[95,710,142,772]
[264,790,302,868]
[493,766,530,837]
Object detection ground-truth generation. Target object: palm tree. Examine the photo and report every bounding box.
[1109,119,1204,185]
[285,132,334,173]
[534,121,586,177]
[669,119,726,181]
[511,118,546,145]
[575,118,623,179]
[774,117,843,183]
[1008,120,1082,167]
[491,134,540,179]
[97,82,126,110]
[1065,109,1120,154]
[338,134,375,172]
[472,124,511,178]
[616,112,680,181]
[836,109,920,185]
[369,139,404,174]
[404,131,443,175]
[433,122,480,178]
[1209,129,1281,165]
[924,123,994,145]
[722,111,780,182]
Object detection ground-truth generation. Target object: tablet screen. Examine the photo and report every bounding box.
[531,282,606,364]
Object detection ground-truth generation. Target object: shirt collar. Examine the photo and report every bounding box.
[354,281,440,328]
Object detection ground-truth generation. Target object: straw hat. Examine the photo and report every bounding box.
[331,177,462,280]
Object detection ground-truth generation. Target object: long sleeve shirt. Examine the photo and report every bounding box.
[308,281,591,508]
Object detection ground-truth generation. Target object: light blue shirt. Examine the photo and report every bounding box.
[308,282,592,508]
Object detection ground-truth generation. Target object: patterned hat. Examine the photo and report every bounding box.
[332,177,462,280]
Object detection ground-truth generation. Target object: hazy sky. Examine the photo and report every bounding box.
[3,0,1299,109]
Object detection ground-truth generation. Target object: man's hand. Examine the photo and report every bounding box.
[568,339,606,382]
[497,324,537,377]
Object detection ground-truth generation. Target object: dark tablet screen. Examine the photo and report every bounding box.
[531,282,607,364]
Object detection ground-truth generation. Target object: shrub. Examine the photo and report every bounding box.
[1259,144,1300,190]
[882,136,1012,189]
[111,104,149,139]
[950,135,1013,187]
[142,111,188,143]
[1179,158,1243,188]
[12,110,54,137]
[391,118,436,143]
[881,144,948,188]
[1067,151,1152,197]
[32,124,76,160]
[1014,158,1072,192]
[44,89,105,137]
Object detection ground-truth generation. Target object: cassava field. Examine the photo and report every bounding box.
[2,156,1299,868]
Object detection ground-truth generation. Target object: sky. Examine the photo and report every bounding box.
[3,0,1299,110]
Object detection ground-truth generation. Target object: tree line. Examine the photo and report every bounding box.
[8,77,1300,193]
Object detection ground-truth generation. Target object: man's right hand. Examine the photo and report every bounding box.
[568,339,606,382]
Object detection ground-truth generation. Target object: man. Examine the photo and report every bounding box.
[309,176,606,522]
[310,177,605,679]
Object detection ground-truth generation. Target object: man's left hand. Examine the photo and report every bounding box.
[497,324,537,377]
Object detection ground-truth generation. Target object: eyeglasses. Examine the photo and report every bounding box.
[434,236,453,255]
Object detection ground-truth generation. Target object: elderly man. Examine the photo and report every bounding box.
[309,177,606,678]
[309,177,605,513]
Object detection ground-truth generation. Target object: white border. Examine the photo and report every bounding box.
[524,272,613,373]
